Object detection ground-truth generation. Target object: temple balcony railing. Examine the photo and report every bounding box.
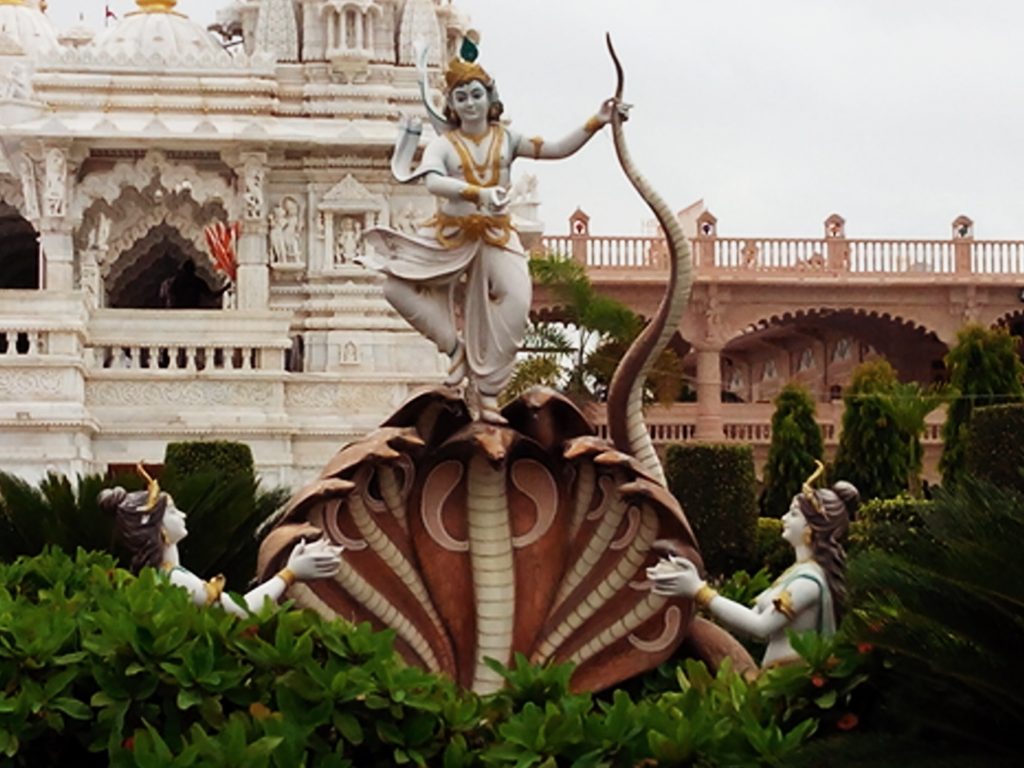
[85,309,292,373]
[540,213,1024,277]
[583,402,946,447]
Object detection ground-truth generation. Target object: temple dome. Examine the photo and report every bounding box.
[0,0,60,57]
[88,0,230,65]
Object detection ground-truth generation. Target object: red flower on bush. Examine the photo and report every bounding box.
[836,713,859,731]
[857,641,873,654]
[121,736,135,751]
[810,674,827,688]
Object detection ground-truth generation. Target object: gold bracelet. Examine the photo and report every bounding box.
[583,115,604,134]
[277,568,298,588]
[204,574,226,605]
[460,184,481,204]
[529,136,544,159]
[694,583,718,612]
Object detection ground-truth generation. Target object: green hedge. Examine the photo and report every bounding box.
[665,443,758,577]
[964,404,1024,497]
[847,495,933,555]
[163,441,255,481]
[0,548,875,766]
[754,517,793,575]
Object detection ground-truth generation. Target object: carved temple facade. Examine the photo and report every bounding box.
[0,0,477,484]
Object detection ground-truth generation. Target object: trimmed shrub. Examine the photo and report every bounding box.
[940,324,1024,488]
[964,403,1024,497]
[754,517,792,575]
[761,383,824,518]
[832,359,911,502]
[847,495,933,555]
[665,443,758,576]
[163,441,255,482]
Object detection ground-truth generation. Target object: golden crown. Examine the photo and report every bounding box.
[444,30,491,93]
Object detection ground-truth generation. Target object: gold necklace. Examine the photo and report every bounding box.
[448,125,504,187]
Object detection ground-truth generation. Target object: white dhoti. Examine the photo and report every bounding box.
[362,214,531,396]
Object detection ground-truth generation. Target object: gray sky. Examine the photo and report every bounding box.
[48,1,1024,240]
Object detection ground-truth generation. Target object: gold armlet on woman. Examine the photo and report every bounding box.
[584,115,604,134]
[529,136,544,159]
[694,584,718,612]
[277,568,298,588]
[773,589,797,620]
[460,184,481,204]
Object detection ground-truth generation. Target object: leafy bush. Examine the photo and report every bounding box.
[163,441,255,483]
[964,403,1024,497]
[1,548,879,766]
[940,324,1024,488]
[844,479,1024,764]
[754,517,793,575]
[665,443,758,576]
[761,383,824,518]
[846,495,933,555]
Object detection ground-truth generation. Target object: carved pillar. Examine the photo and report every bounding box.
[694,343,724,441]
[38,145,74,291]
[235,152,270,310]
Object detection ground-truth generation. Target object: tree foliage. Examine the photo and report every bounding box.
[514,253,683,402]
[845,479,1024,763]
[761,383,824,517]
[832,359,911,502]
[940,324,1024,488]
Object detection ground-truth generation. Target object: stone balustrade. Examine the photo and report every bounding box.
[541,212,1024,277]
[85,309,293,372]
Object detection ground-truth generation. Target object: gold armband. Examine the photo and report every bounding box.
[694,583,718,612]
[204,574,226,605]
[277,568,298,588]
[460,184,481,204]
[773,589,796,620]
[529,136,544,159]
[584,115,604,134]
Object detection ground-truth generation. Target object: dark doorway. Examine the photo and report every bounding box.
[0,202,40,289]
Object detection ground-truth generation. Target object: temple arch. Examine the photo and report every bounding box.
[105,223,219,309]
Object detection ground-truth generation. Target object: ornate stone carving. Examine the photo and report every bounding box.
[1,62,32,101]
[87,380,276,407]
[18,156,40,223]
[242,156,266,221]
[0,369,66,399]
[253,0,300,62]
[317,174,384,269]
[43,147,67,218]
[397,0,442,66]
[269,196,304,265]
[285,381,404,411]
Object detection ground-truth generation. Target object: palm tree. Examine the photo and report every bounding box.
[877,381,947,497]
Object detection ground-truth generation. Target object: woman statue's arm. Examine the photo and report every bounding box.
[515,98,631,161]
[235,538,343,613]
[647,556,820,641]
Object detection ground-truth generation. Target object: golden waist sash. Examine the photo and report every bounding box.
[427,212,513,249]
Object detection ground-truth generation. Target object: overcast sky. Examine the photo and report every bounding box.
[48,1,1024,240]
